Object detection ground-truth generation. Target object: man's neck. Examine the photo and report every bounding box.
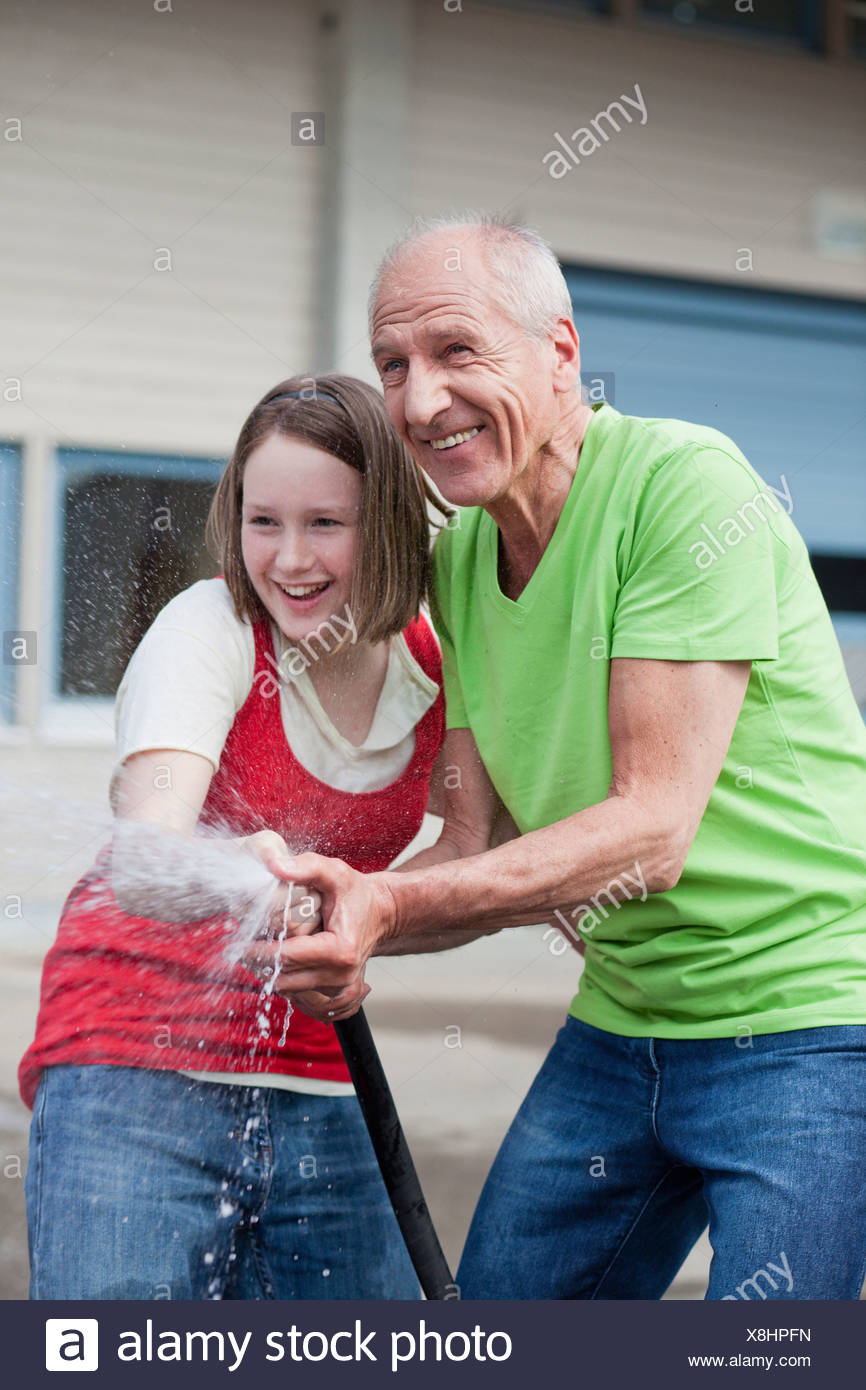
[491,399,595,600]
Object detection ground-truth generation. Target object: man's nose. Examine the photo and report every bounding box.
[402,362,451,429]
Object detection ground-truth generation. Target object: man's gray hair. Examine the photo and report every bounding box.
[368,211,574,340]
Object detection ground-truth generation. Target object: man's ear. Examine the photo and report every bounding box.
[551,317,581,393]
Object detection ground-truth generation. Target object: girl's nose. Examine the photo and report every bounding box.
[275,527,315,573]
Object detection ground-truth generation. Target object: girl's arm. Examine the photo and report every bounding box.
[110,748,315,931]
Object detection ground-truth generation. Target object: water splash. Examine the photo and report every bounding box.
[112,818,298,1062]
[8,789,300,1058]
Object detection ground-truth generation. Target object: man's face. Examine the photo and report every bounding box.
[370,238,568,508]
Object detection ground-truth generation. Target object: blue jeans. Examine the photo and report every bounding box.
[26,1065,419,1300]
[458,1017,866,1300]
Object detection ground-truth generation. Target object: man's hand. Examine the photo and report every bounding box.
[285,981,372,1023]
[241,853,396,1019]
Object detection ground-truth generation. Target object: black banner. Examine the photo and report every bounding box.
[4,1298,861,1388]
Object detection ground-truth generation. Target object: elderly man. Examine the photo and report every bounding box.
[267,214,866,1301]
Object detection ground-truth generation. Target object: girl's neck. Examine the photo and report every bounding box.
[303,637,391,747]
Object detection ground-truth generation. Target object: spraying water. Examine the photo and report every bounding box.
[108,817,298,1058]
[2,779,300,1058]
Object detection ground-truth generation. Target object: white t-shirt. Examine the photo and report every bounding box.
[111,578,440,1095]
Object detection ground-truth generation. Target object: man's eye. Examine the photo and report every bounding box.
[447,343,471,357]
[380,359,404,374]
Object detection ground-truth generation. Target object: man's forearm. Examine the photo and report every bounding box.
[374,926,500,956]
[376,833,498,953]
[382,791,686,941]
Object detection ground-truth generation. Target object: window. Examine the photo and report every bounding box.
[54,450,223,701]
[641,0,822,51]
[480,0,608,15]
[482,0,862,57]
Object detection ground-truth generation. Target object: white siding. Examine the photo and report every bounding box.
[0,0,326,457]
[409,2,866,300]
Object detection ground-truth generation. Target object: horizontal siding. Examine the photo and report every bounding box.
[0,0,325,456]
[410,2,866,300]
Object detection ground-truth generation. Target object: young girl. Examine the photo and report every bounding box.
[20,374,450,1300]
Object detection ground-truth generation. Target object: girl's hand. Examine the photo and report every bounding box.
[238,829,297,880]
[237,830,322,936]
[263,881,322,938]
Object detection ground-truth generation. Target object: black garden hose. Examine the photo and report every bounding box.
[334,1008,456,1300]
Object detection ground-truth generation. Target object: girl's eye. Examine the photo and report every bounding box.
[312,517,340,528]
[248,515,276,526]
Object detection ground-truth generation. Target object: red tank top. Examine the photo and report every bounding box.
[18,614,444,1108]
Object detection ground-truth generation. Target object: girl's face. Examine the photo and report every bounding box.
[240,432,362,648]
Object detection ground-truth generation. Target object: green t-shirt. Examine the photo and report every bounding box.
[430,402,866,1038]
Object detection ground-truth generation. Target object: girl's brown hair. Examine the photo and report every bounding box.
[206,374,453,644]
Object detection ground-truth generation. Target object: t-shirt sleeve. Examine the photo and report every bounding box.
[610,447,783,662]
[113,580,253,787]
[429,537,470,730]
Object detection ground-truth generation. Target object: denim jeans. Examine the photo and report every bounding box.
[458,1017,866,1300]
[26,1065,419,1300]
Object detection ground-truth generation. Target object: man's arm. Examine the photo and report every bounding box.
[266,657,751,1013]
[391,656,751,934]
[374,729,516,955]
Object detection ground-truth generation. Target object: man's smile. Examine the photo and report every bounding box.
[427,426,483,451]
